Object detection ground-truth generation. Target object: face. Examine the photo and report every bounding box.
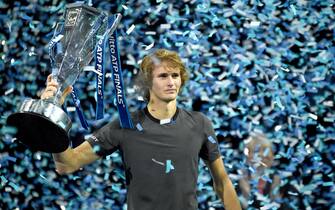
[246,143,274,172]
[149,63,181,103]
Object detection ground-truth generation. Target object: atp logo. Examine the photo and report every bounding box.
[65,10,79,27]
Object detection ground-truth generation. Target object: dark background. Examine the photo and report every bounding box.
[0,0,334,209]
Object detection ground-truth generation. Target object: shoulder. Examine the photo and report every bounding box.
[179,108,200,118]
[97,117,122,132]
[114,109,143,125]
[99,109,141,129]
[181,108,209,119]
[178,108,208,125]
[180,109,215,133]
[99,109,144,131]
[129,109,145,125]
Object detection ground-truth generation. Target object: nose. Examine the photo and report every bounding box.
[167,75,174,86]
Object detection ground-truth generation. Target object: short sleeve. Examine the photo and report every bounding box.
[86,119,123,157]
[199,114,221,162]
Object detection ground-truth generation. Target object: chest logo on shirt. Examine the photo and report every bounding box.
[208,136,217,144]
[152,158,175,174]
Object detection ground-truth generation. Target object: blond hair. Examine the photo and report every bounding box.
[138,49,189,101]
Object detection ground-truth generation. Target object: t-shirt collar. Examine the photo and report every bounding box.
[144,107,179,124]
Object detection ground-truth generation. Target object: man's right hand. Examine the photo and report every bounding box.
[41,75,72,105]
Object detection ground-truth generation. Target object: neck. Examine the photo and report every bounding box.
[147,99,177,120]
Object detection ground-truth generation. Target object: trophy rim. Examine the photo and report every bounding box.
[66,2,103,15]
[18,98,72,132]
[7,111,70,153]
[6,98,73,153]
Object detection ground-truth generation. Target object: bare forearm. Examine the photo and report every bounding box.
[52,141,100,175]
[216,178,241,210]
[52,147,79,174]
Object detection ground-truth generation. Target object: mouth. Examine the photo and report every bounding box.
[165,89,176,93]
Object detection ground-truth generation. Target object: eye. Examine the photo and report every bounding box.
[172,73,180,78]
[158,73,169,78]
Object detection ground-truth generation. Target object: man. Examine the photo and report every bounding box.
[41,49,241,210]
[239,132,280,209]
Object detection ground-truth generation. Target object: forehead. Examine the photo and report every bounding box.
[152,62,180,75]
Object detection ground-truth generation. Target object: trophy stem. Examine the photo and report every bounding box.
[53,88,64,106]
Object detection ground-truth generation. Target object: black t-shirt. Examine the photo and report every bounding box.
[87,108,221,210]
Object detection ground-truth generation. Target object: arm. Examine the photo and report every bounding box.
[40,75,100,174]
[270,174,281,200]
[53,141,100,174]
[206,157,241,210]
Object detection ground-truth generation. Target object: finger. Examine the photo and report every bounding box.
[46,75,58,86]
[41,91,54,100]
[47,81,59,89]
[46,86,58,93]
[41,92,55,100]
[41,86,58,99]
[59,86,73,105]
[62,86,73,98]
[46,75,52,84]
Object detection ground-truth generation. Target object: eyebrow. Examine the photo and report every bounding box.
[157,72,180,76]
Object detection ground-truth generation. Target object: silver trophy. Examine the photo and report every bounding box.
[7,2,121,153]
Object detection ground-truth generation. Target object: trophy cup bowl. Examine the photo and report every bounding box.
[7,99,72,153]
[7,2,121,153]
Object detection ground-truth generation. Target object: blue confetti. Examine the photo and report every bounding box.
[1,175,8,185]
[1,0,334,209]
[8,182,20,192]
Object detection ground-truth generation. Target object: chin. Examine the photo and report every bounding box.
[162,96,177,102]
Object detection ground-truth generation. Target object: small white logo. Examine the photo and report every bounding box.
[91,136,99,142]
[65,10,79,27]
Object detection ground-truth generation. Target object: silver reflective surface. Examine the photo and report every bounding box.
[7,4,122,152]
[18,99,72,132]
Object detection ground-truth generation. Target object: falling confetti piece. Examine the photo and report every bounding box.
[144,42,154,51]
[126,24,135,35]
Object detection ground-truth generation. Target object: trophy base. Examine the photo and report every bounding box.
[7,99,72,153]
